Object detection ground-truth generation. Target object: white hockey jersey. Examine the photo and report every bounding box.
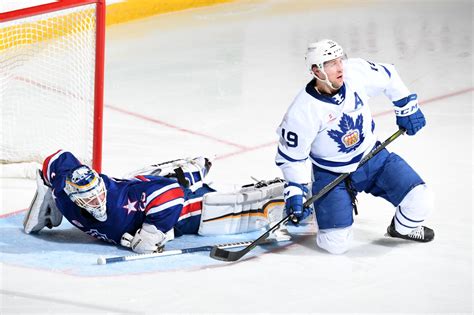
[276,58,412,183]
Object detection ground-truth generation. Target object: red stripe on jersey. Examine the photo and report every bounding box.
[180,201,202,217]
[145,187,184,214]
[42,149,62,185]
[135,175,150,182]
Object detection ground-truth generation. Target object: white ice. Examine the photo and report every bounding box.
[1,0,472,313]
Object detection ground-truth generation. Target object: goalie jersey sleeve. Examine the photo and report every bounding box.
[276,58,413,181]
[42,150,185,244]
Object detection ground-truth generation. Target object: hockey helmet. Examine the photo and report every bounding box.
[64,165,107,222]
[305,39,344,71]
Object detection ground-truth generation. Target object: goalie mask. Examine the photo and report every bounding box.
[64,165,107,222]
[305,39,345,89]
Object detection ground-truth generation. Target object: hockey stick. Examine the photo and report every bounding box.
[210,128,406,262]
[97,239,281,265]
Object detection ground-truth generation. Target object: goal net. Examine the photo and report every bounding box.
[0,0,105,178]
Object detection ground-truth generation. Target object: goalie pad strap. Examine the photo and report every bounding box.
[123,157,210,192]
[173,167,189,187]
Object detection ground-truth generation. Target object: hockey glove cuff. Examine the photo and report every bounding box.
[284,182,312,225]
[393,94,426,136]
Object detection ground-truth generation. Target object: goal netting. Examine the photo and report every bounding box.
[0,0,105,178]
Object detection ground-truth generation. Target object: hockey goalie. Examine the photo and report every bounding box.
[23,150,291,254]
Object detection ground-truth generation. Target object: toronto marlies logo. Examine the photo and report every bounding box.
[327,113,364,153]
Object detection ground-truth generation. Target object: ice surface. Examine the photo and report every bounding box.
[1,0,472,313]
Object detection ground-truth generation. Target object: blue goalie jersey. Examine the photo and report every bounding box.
[42,150,192,244]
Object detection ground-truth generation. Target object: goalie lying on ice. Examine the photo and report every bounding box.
[23,150,289,254]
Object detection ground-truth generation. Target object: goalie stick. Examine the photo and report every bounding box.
[97,239,282,265]
[210,128,406,262]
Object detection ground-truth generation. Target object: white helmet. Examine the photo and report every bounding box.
[64,165,107,222]
[305,39,345,90]
[305,39,344,71]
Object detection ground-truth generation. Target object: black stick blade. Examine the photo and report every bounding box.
[210,246,244,262]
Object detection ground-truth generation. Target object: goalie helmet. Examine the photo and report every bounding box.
[305,39,344,71]
[64,165,107,222]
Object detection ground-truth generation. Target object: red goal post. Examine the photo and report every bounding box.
[0,0,105,177]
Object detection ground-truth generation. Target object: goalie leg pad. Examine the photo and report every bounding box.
[122,157,212,192]
[23,171,63,234]
[198,179,285,235]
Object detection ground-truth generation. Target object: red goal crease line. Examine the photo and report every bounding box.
[0,208,27,219]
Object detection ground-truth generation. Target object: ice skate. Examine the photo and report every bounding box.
[387,218,434,242]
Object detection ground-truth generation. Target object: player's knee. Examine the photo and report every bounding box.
[316,226,353,254]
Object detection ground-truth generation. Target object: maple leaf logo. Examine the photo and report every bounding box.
[327,113,364,153]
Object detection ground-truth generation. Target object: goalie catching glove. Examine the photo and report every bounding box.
[121,223,168,254]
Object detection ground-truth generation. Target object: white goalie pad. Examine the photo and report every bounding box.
[23,170,63,233]
[123,158,186,178]
[122,157,211,192]
[198,179,285,235]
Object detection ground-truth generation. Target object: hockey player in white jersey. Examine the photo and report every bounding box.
[276,39,434,254]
